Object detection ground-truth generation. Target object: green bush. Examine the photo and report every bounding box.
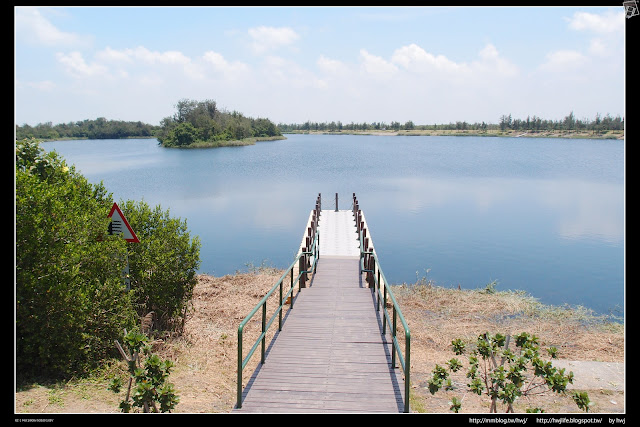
[16,139,201,380]
[428,332,592,413]
[165,122,201,146]
[119,200,200,333]
[16,138,137,378]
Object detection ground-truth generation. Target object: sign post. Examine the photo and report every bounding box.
[108,202,139,290]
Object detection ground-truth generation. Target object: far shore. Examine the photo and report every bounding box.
[38,135,287,145]
[284,128,624,140]
[35,129,623,144]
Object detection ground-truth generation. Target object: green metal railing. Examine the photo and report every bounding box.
[353,194,411,413]
[236,195,320,409]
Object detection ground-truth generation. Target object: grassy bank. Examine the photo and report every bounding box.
[15,269,624,414]
[161,135,286,148]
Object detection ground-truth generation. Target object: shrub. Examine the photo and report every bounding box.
[110,329,179,412]
[120,200,201,333]
[428,332,592,413]
[16,139,201,380]
[16,139,137,378]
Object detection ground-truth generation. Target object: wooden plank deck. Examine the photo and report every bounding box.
[234,211,406,413]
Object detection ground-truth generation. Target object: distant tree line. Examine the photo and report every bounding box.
[156,99,282,147]
[498,112,623,133]
[278,120,417,132]
[278,112,623,134]
[15,117,160,141]
[16,110,622,143]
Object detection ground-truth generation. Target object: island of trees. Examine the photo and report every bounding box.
[156,99,283,148]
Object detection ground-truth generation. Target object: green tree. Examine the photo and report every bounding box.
[166,122,200,146]
[499,114,512,131]
[16,138,137,378]
[121,200,201,333]
[564,111,575,131]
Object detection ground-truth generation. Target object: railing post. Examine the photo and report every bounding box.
[299,253,306,288]
[391,307,397,368]
[290,265,294,308]
[307,241,311,274]
[405,334,411,413]
[376,269,381,311]
[261,303,266,364]
[279,281,283,330]
[383,284,388,334]
[368,254,375,289]
[314,232,319,272]
[237,327,243,408]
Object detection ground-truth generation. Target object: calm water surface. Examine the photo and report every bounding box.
[43,134,625,318]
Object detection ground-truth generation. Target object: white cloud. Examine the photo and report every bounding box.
[15,7,89,47]
[260,55,326,89]
[474,43,519,77]
[567,10,624,34]
[202,51,250,79]
[126,46,191,65]
[588,38,610,56]
[95,46,134,63]
[538,50,589,73]
[56,51,108,78]
[317,55,348,75]
[391,43,462,74]
[359,49,398,78]
[566,10,624,60]
[95,46,204,80]
[248,26,299,54]
[389,43,517,80]
[15,79,56,92]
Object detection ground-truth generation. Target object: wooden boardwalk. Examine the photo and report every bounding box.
[234,210,406,413]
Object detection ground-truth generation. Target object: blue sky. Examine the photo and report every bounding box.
[15,6,625,127]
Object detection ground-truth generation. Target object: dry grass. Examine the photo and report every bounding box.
[393,282,623,363]
[155,268,289,413]
[15,270,624,414]
[392,282,624,413]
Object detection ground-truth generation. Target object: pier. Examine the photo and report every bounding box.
[235,194,410,413]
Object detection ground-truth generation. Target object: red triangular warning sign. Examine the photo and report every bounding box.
[108,202,139,243]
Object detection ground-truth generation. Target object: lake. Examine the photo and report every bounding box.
[42,134,625,318]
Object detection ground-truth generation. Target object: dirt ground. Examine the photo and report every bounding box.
[15,270,624,415]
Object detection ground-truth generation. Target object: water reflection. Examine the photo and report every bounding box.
[536,179,623,245]
[374,175,623,245]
